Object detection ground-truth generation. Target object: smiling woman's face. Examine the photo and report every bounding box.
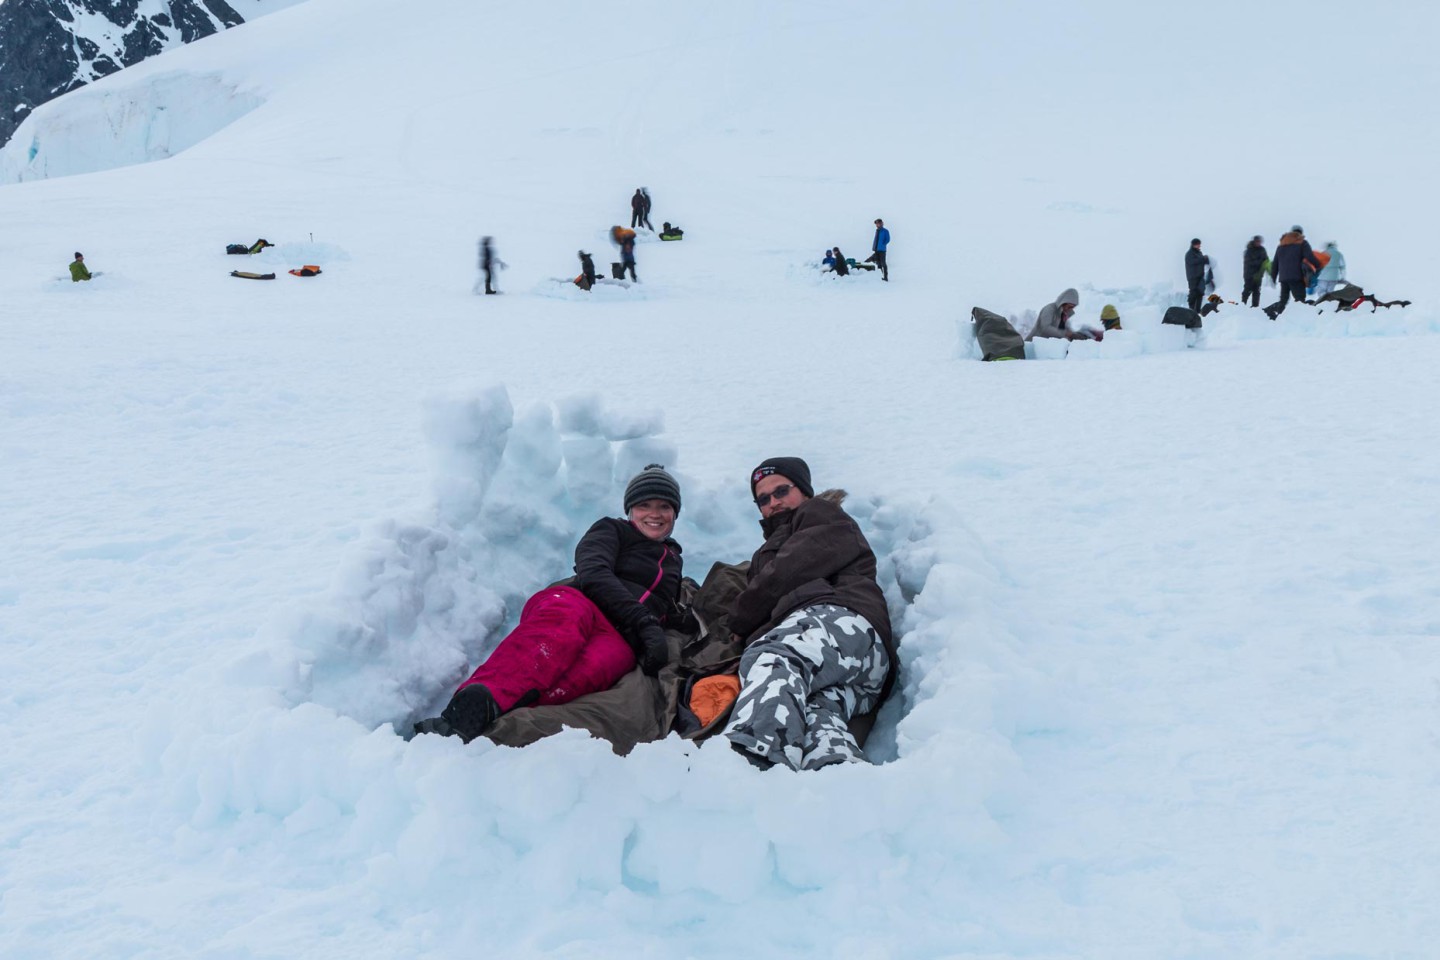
[628,499,676,540]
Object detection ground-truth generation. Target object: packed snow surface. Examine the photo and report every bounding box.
[2,0,1439,957]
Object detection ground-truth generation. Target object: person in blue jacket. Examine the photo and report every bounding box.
[868,219,891,281]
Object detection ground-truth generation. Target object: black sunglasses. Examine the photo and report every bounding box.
[755,483,794,508]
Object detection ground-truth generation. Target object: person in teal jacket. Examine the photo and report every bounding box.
[1313,242,1346,299]
[69,252,91,282]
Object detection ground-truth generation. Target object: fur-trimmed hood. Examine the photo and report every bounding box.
[1278,231,1304,246]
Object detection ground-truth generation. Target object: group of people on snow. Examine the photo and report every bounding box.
[413,458,894,772]
[822,218,893,281]
[1190,226,1348,320]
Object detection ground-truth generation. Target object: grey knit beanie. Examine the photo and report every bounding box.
[624,464,681,514]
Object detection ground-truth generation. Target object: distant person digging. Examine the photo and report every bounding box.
[574,250,598,290]
[69,252,92,282]
[1027,288,1101,341]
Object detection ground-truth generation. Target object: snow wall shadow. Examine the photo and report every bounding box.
[0,71,264,184]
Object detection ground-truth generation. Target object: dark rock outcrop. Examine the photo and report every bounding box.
[0,0,246,150]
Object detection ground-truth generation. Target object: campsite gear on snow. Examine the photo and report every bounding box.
[659,222,684,240]
[689,675,741,727]
[69,254,91,282]
[611,262,626,279]
[231,271,277,280]
[1100,304,1122,330]
[480,562,740,753]
[226,239,273,255]
[971,307,1026,361]
[288,265,322,277]
[1162,306,1203,329]
[446,585,638,729]
[1311,283,1411,312]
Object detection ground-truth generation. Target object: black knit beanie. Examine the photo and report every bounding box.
[624,464,681,514]
[750,456,814,500]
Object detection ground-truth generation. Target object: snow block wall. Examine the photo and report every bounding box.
[957,283,1440,362]
[0,71,263,183]
[146,384,1053,940]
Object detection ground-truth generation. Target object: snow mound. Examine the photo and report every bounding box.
[0,71,263,183]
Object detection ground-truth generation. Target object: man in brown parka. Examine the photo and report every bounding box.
[723,456,896,770]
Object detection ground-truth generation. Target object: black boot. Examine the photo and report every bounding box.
[412,716,459,738]
[440,684,501,742]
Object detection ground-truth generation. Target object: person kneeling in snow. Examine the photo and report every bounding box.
[69,252,92,282]
[414,465,685,741]
[723,457,896,770]
[1027,287,1100,341]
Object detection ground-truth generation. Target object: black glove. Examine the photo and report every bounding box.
[637,622,669,676]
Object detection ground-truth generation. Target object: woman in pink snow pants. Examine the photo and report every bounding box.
[414,464,685,742]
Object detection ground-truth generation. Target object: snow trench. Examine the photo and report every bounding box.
[147,383,1048,920]
[0,71,263,183]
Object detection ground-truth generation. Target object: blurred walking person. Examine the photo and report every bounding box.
[1241,235,1267,308]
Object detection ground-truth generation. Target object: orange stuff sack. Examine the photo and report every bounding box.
[690,675,741,727]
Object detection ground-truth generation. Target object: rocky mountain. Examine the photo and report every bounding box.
[0,0,281,150]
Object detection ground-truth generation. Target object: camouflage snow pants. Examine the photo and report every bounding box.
[724,604,889,771]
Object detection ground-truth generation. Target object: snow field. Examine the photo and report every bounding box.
[3,0,1440,956]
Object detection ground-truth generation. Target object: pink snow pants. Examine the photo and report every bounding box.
[456,585,636,712]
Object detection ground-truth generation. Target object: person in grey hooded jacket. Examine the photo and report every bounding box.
[1313,242,1346,298]
[1027,288,1094,341]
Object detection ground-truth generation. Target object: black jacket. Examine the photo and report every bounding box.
[579,253,597,283]
[1271,232,1321,282]
[573,518,683,650]
[1243,242,1267,283]
[1185,246,1209,283]
[729,493,895,696]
